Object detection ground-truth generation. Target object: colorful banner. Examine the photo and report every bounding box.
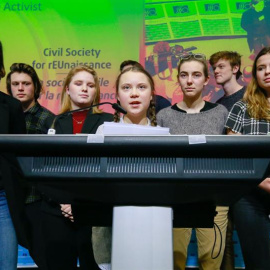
[2,0,270,268]
[0,0,144,113]
[144,0,270,104]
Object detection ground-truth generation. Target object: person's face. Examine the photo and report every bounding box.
[66,71,96,110]
[178,60,209,99]
[212,59,238,85]
[118,71,152,119]
[256,53,270,94]
[10,72,35,108]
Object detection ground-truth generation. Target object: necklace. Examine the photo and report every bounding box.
[72,117,83,124]
[72,110,87,125]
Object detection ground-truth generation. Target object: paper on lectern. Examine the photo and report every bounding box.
[100,121,170,135]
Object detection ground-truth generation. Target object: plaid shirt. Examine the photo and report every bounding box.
[25,102,54,134]
[225,100,270,135]
[25,102,55,203]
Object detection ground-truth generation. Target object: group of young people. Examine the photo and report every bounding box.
[1,38,270,270]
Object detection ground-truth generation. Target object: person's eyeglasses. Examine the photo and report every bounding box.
[179,53,206,60]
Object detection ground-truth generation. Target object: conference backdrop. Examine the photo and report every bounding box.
[0,0,144,113]
[144,0,270,104]
[1,0,270,113]
[1,0,270,268]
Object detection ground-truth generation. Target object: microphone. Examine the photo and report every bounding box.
[111,103,127,114]
[48,102,127,135]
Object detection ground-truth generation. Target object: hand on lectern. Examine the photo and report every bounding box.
[258,177,270,194]
[60,204,74,222]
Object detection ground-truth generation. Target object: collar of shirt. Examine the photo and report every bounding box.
[24,102,40,115]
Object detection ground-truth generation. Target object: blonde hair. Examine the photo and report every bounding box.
[243,47,270,120]
[60,65,102,114]
[114,66,157,126]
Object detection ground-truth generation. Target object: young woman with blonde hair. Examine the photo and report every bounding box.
[42,65,113,270]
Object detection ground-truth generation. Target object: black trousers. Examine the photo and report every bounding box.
[233,188,270,270]
[25,201,46,269]
[25,200,100,270]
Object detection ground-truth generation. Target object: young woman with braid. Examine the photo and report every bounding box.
[93,65,157,270]
[113,66,156,125]
[96,65,157,131]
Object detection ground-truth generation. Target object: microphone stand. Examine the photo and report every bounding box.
[48,102,127,135]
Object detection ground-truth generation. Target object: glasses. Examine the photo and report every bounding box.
[178,53,206,61]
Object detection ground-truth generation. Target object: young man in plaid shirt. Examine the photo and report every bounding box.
[6,63,54,269]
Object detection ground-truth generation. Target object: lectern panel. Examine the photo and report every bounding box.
[1,135,270,207]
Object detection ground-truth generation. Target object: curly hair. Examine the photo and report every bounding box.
[243,47,270,120]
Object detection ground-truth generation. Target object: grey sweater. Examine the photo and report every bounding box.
[157,103,228,135]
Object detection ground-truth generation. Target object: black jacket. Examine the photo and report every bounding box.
[41,109,113,217]
[0,91,30,248]
[43,110,113,134]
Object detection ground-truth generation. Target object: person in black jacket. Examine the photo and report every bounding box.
[0,40,28,270]
[6,63,55,269]
[41,65,113,270]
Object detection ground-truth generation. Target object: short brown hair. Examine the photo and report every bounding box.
[177,54,209,79]
[119,60,143,72]
[209,51,242,79]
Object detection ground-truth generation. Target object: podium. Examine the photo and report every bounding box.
[1,134,270,269]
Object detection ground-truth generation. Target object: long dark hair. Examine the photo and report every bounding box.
[0,41,5,79]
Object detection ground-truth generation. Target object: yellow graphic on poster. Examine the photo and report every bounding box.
[0,0,144,113]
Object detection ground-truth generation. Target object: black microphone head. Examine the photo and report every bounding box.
[112,103,127,114]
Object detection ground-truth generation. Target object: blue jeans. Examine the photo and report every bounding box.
[0,190,18,270]
[233,188,270,270]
